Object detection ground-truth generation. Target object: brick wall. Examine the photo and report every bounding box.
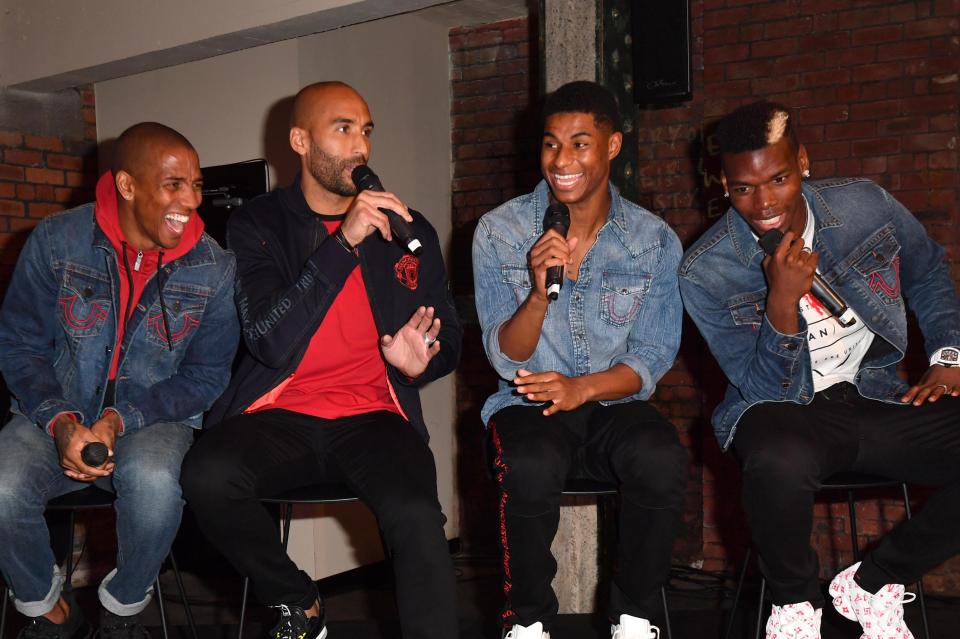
[451,1,960,594]
[449,17,540,555]
[0,86,98,294]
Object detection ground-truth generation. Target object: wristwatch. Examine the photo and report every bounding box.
[930,347,960,368]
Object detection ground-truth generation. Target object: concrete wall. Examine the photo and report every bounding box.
[95,12,457,579]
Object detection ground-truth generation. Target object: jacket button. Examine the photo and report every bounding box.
[95,386,102,395]
[83,287,93,298]
[784,342,798,351]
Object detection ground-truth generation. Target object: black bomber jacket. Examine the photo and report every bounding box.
[206,178,462,442]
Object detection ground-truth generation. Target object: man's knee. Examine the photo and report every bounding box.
[740,441,819,491]
[616,431,688,499]
[495,437,568,504]
[180,442,243,506]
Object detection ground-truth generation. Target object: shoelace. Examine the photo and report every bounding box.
[612,623,660,639]
[873,591,916,634]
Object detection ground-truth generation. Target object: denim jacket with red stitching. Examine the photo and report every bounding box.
[0,204,239,434]
[679,178,960,450]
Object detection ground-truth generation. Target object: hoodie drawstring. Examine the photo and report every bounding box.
[156,251,173,351]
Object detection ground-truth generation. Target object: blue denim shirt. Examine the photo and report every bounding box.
[473,180,683,425]
[0,204,240,433]
[679,178,960,450]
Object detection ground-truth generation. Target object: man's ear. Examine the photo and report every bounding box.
[607,131,623,161]
[797,143,809,175]
[289,127,308,157]
[115,170,135,202]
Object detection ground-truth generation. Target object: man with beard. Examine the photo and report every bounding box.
[181,82,462,639]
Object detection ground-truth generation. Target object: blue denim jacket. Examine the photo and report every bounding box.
[679,178,960,450]
[473,180,683,425]
[0,205,240,433]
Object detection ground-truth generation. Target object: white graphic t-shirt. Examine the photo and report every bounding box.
[797,202,875,391]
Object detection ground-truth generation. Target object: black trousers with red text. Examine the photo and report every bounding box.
[733,384,960,608]
[488,401,686,631]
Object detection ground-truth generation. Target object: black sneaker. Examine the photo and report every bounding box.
[16,600,91,639]
[267,603,327,639]
[94,609,150,639]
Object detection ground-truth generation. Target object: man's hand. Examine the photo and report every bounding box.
[89,411,121,466]
[763,231,817,334]
[381,306,441,379]
[52,414,113,482]
[528,230,579,302]
[339,189,412,248]
[901,365,960,406]
[514,369,589,416]
[763,231,817,306]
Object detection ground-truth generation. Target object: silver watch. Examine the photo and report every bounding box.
[930,347,960,368]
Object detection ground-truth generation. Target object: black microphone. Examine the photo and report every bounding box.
[542,202,570,301]
[758,229,857,327]
[81,442,109,467]
[350,165,423,255]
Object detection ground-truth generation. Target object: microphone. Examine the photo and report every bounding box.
[350,165,423,255]
[81,442,109,467]
[758,229,857,327]
[542,202,570,301]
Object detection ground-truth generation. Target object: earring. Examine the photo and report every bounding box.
[723,191,729,198]
[802,169,810,178]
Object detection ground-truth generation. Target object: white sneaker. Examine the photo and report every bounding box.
[504,621,550,638]
[828,562,916,639]
[765,601,822,639]
[611,613,660,638]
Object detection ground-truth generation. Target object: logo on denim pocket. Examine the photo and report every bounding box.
[147,312,200,345]
[868,255,900,299]
[59,295,108,331]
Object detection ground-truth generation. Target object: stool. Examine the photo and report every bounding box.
[237,482,360,639]
[562,478,673,639]
[0,486,198,639]
[724,472,930,639]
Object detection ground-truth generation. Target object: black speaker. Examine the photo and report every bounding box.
[632,0,692,104]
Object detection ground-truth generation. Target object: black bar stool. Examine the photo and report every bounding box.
[724,472,930,639]
[562,478,673,639]
[236,482,360,639]
[0,486,198,639]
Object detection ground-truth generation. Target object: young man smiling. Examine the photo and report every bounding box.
[473,81,686,639]
[679,101,960,639]
[0,123,239,638]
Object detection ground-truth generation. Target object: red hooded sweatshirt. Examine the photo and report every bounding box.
[94,171,204,379]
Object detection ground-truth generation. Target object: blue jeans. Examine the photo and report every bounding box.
[0,414,193,617]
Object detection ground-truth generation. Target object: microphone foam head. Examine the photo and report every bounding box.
[758,228,784,256]
[351,164,380,191]
[542,202,570,234]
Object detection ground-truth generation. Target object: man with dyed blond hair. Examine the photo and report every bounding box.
[680,101,960,639]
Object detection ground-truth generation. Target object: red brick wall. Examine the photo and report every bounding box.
[451,2,960,594]
[0,86,98,293]
[449,17,541,555]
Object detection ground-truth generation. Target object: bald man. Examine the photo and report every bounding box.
[181,82,462,639]
[0,122,239,638]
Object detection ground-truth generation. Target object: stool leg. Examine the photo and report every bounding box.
[754,578,765,639]
[238,577,250,639]
[281,504,293,552]
[2,585,9,638]
[63,510,76,593]
[154,577,169,639]
[724,547,752,639]
[902,484,931,639]
[168,552,198,639]
[847,490,861,563]
[660,586,672,639]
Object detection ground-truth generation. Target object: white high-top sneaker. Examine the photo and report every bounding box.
[829,562,916,639]
[611,613,660,638]
[504,621,550,639]
[764,602,822,639]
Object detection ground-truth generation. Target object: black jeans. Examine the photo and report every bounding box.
[488,401,686,630]
[181,409,457,639]
[733,384,960,608]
